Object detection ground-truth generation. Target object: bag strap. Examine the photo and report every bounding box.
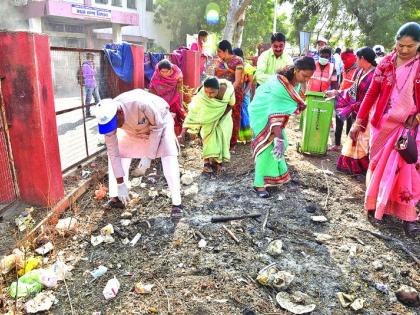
[414,56,420,112]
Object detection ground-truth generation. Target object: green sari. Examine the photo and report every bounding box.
[183,79,235,163]
[249,75,306,188]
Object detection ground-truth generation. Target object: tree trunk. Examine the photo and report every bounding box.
[232,10,246,48]
[223,0,252,44]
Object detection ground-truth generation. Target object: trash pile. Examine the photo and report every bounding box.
[0,245,71,313]
[0,132,419,314]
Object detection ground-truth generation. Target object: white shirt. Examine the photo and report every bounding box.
[333,53,344,75]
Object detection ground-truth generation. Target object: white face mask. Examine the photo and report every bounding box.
[319,57,329,66]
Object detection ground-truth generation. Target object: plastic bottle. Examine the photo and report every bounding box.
[103,277,120,300]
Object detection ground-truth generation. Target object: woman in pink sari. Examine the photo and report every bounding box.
[149,60,185,135]
[350,22,420,236]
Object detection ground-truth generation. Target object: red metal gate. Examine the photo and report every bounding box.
[0,79,17,206]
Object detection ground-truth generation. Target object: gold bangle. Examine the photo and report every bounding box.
[416,114,420,123]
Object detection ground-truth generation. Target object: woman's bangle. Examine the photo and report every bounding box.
[416,113,420,123]
[353,123,366,130]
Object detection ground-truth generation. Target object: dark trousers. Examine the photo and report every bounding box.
[335,115,354,146]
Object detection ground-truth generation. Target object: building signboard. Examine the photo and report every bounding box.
[71,4,111,20]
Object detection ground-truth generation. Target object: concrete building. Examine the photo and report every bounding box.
[9,0,173,50]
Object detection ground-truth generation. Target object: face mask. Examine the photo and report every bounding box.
[319,57,329,66]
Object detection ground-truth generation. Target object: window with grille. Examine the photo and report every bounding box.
[47,23,65,32]
[65,24,84,33]
[127,0,137,9]
[112,0,122,6]
[95,0,108,4]
[146,0,153,11]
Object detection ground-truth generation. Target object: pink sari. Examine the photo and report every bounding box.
[149,64,184,135]
[366,57,420,221]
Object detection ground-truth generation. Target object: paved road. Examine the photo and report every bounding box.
[55,96,104,171]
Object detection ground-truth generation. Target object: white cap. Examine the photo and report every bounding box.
[96,99,118,134]
[373,44,385,54]
[316,36,328,44]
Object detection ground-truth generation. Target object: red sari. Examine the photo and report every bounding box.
[214,55,244,148]
[149,64,185,135]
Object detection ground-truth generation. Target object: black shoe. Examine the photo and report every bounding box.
[253,187,270,198]
[403,221,420,237]
[104,199,125,209]
[171,205,183,218]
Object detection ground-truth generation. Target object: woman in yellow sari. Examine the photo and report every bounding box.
[178,77,235,174]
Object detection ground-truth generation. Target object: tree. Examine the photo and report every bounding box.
[240,0,275,54]
[342,0,417,49]
[154,0,227,48]
[288,0,419,51]
[222,0,253,47]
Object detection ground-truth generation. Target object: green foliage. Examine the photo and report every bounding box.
[154,0,419,54]
[240,0,275,55]
[343,0,401,49]
[288,0,419,51]
[154,0,227,47]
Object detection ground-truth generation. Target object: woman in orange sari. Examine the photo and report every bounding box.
[350,22,420,236]
[214,40,244,150]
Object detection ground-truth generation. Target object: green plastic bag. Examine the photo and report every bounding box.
[9,270,44,298]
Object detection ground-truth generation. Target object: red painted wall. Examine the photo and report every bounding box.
[106,44,144,98]
[0,32,64,206]
[131,45,145,90]
[181,50,200,89]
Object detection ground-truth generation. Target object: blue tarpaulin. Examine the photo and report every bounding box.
[144,52,165,84]
[103,42,133,83]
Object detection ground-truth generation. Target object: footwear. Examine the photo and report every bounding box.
[365,210,375,218]
[253,187,270,198]
[328,145,341,152]
[355,174,366,183]
[104,199,125,209]
[202,163,213,174]
[171,205,183,218]
[213,163,225,176]
[403,221,420,237]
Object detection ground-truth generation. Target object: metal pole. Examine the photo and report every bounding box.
[78,51,90,158]
[273,0,278,33]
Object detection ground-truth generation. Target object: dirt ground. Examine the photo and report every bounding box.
[1,118,419,315]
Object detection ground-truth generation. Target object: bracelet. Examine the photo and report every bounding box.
[416,114,420,123]
[353,123,366,130]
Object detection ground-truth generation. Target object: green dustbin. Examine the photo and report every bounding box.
[297,91,334,155]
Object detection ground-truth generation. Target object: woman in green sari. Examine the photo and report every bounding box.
[249,57,316,198]
[178,77,235,174]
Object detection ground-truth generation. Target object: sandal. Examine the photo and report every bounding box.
[328,145,341,152]
[365,210,375,218]
[103,198,125,209]
[171,205,183,218]
[214,163,225,176]
[253,187,270,198]
[403,221,420,237]
[202,163,214,173]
